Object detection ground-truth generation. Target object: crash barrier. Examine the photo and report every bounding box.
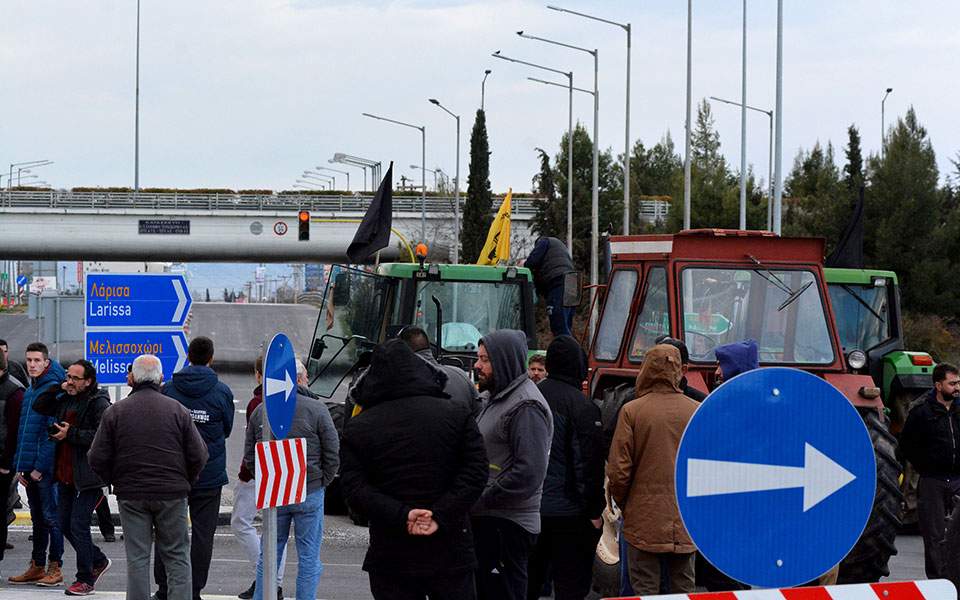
[604,579,956,600]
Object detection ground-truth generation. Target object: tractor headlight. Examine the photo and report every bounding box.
[847,350,867,371]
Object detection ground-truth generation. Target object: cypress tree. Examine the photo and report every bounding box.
[462,109,493,262]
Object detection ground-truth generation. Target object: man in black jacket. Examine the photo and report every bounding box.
[34,359,112,595]
[900,362,960,579]
[341,339,488,600]
[527,335,604,600]
[524,237,576,337]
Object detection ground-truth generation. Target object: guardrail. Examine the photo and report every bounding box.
[0,190,539,214]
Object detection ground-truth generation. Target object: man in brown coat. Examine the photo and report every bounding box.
[606,344,698,595]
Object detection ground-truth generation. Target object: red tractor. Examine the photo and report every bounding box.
[588,229,901,584]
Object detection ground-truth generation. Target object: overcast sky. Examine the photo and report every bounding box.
[2,0,958,194]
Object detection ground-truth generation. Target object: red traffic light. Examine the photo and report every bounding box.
[298,211,310,241]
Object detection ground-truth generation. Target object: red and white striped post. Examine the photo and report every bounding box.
[604,579,956,600]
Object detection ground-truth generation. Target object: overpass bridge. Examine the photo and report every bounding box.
[0,190,538,262]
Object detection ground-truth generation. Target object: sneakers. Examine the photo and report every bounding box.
[65,581,96,596]
[7,560,45,584]
[92,558,112,583]
[35,560,63,587]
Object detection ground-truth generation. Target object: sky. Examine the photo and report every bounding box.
[2,0,959,194]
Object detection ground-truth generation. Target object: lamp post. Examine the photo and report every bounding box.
[303,171,335,189]
[134,0,141,193]
[709,96,774,230]
[738,0,747,230]
[492,51,574,253]
[481,69,492,111]
[411,165,439,192]
[429,98,461,263]
[517,30,599,336]
[315,166,350,191]
[772,0,783,235]
[295,179,326,190]
[8,160,52,190]
[881,87,893,159]
[546,5,631,235]
[331,153,381,191]
[683,0,693,230]
[362,112,426,241]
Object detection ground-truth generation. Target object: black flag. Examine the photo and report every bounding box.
[347,162,393,263]
[825,186,864,269]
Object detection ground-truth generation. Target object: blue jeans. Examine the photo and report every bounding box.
[25,475,63,566]
[58,484,108,585]
[546,285,574,337]
[254,488,325,600]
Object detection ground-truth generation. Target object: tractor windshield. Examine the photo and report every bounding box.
[413,280,525,352]
[680,267,834,365]
[828,283,891,353]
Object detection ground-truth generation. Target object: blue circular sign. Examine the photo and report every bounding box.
[16,275,27,288]
[263,333,298,439]
[676,367,876,588]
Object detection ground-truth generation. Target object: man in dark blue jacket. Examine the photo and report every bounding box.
[524,237,576,337]
[154,336,234,600]
[9,342,65,587]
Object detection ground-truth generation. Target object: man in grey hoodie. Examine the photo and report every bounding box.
[471,329,553,600]
[399,326,479,410]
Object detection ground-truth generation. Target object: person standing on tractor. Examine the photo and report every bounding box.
[606,344,697,595]
[900,362,960,579]
[524,236,576,337]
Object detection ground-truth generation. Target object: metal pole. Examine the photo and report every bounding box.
[590,50,599,338]
[135,0,141,193]
[767,111,773,230]
[773,0,783,235]
[683,0,693,230]
[567,73,574,251]
[624,24,631,235]
[739,0,747,230]
[881,89,892,159]
[454,115,461,263]
[262,405,277,600]
[421,127,426,242]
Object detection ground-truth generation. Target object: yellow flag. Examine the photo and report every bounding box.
[476,189,512,265]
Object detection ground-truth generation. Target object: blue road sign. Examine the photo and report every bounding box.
[86,273,192,328]
[15,275,27,288]
[675,367,876,588]
[263,333,298,439]
[85,330,188,385]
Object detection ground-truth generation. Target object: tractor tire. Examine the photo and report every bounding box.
[837,409,903,583]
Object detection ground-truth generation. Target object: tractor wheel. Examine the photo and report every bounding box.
[837,409,903,583]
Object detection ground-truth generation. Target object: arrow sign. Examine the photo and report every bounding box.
[86,273,192,328]
[16,275,27,288]
[263,333,298,439]
[687,443,856,512]
[85,330,189,385]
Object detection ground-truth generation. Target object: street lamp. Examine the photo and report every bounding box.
[547,5,632,235]
[710,96,774,230]
[773,0,784,235]
[315,166,350,191]
[410,165,440,192]
[331,154,381,191]
[684,0,693,230]
[8,160,52,190]
[429,97,462,263]
[492,50,574,253]
[295,179,326,190]
[881,87,893,159]
[517,30,600,335]
[303,171,335,189]
[481,69,492,111]
[362,112,427,241]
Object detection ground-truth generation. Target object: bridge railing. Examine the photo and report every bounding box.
[0,190,539,214]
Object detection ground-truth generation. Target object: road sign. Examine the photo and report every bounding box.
[675,367,876,589]
[16,275,27,287]
[255,438,307,508]
[613,579,956,600]
[85,330,188,385]
[29,276,56,294]
[85,273,191,328]
[263,333,298,439]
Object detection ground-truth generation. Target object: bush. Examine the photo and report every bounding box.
[902,312,960,365]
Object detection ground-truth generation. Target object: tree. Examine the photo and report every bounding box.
[628,132,683,231]
[843,125,864,195]
[782,142,844,250]
[462,109,493,262]
[205,288,211,302]
[531,148,563,241]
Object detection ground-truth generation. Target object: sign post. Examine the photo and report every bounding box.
[676,367,877,588]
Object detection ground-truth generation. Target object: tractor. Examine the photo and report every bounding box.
[588,230,901,588]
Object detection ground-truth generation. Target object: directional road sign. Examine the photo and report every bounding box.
[85,330,188,385]
[86,273,191,328]
[263,333,298,439]
[15,275,27,288]
[676,367,877,588]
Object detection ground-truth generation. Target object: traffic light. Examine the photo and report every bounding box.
[298,210,310,241]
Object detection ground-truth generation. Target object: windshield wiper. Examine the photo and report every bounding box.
[840,284,885,322]
[746,255,794,295]
[777,280,814,312]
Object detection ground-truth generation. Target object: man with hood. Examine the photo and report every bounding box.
[154,336,234,600]
[341,339,488,599]
[527,335,604,600]
[714,339,759,384]
[33,359,112,595]
[399,326,479,409]
[471,329,553,600]
[607,344,697,595]
[9,342,65,587]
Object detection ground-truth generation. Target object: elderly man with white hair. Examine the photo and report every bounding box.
[89,355,209,600]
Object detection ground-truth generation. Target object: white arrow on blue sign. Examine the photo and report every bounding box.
[263,333,298,439]
[86,273,192,328]
[85,330,188,385]
[675,367,876,589]
[16,275,27,288]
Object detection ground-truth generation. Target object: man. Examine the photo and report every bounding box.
[33,359,112,596]
[231,356,285,600]
[9,342,65,587]
[526,354,547,384]
[524,236,576,337]
[89,354,209,600]
[527,335,604,600]
[244,357,339,600]
[714,339,759,385]
[472,329,553,600]
[607,344,697,595]
[341,339,487,599]
[0,339,28,387]
[155,336,234,600]
[0,351,24,569]
[399,326,479,408]
[654,336,706,402]
[900,362,960,579]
